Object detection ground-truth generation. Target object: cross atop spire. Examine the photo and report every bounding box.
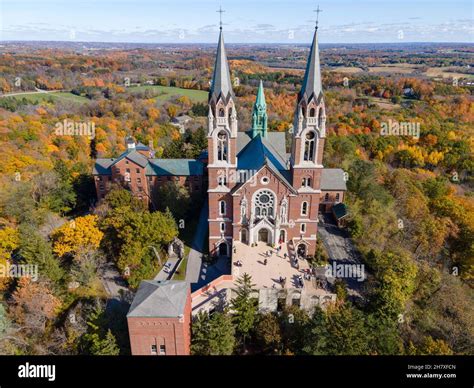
[217,6,225,30]
[314,4,322,30]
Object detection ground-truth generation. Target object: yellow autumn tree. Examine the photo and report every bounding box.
[51,215,103,258]
[0,227,19,291]
[167,105,178,118]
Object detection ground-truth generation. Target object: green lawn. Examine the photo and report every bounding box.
[173,251,189,281]
[4,86,207,105]
[128,85,208,103]
[5,91,89,104]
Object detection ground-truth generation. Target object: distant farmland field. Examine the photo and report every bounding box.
[2,86,208,105]
[128,85,208,103]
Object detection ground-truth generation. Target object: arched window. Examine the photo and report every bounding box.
[217,131,228,162]
[301,201,308,216]
[220,222,226,233]
[228,107,232,120]
[303,131,316,162]
[300,223,306,233]
[309,107,316,117]
[219,108,225,117]
[219,200,226,215]
[324,193,329,202]
[302,177,311,187]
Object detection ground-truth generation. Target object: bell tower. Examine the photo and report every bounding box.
[207,9,237,257]
[290,14,326,191]
[207,21,238,187]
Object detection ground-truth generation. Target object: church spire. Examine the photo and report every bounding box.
[256,79,266,107]
[209,25,234,105]
[251,80,268,138]
[298,21,323,104]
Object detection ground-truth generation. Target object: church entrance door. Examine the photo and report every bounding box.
[218,242,228,257]
[258,228,269,243]
[297,243,307,258]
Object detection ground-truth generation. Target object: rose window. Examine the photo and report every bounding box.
[254,190,275,218]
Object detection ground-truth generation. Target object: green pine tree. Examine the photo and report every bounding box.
[231,274,257,349]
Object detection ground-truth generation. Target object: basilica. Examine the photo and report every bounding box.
[206,24,346,258]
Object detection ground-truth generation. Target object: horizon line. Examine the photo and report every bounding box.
[1,40,473,45]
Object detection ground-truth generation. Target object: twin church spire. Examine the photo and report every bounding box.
[208,9,324,142]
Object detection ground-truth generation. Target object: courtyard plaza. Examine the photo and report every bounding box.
[232,241,326,294]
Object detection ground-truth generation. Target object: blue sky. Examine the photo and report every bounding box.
[1,0,473,43]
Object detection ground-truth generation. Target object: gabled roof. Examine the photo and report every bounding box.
[93,150,148,175]
[136,142,150,151]
[147,159,204,176]
[209,29,234,104]
[321,168,347,191]
[93,158,115,175]
[127,280,188,318]
[233,133,296,194]
[299,27,323,104]
[124,150,149,168]
[236,131,286,157]
[237,133,288,172]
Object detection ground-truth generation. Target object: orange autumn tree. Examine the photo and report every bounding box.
[51,215,103,258]
[11,278,60,331]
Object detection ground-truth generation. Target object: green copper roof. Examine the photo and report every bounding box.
[255,80,266,108]
[251,80,268,138]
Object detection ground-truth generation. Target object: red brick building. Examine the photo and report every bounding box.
[93,137,205,208]
[127,280,191,355]
[206,25,346,258]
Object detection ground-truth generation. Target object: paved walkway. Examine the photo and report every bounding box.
[185,200,209,285]
[0,88,67,98]
[317,213,364,299]
[154,256,180,281]
[100,261,132,311]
